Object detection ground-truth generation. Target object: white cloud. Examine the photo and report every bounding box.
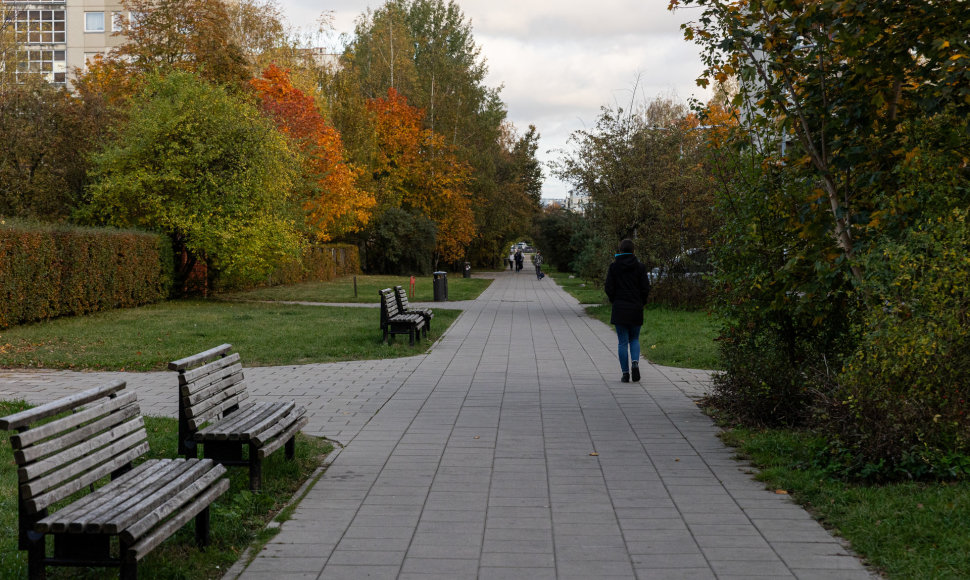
[275,0,709,199]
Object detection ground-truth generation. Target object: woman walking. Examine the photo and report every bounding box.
[604,239,651,382]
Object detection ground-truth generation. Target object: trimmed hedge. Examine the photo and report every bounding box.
[215,243,361,292]
[0,222,172,329]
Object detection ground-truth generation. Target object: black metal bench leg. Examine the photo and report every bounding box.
[249,443,262,491]
[120,538,137,580]
[409,328,415,346]
[195,505,212,548]
[285,436,296,460]
[27,534,45,580]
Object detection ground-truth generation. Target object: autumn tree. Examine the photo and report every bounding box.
[115,0,251,87]
[338,0,532,267]
[251,65,374,241]
[81,71,301,290]
[365,87,474,266]
[677,0,970,476]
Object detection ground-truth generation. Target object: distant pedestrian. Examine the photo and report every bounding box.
[508,249,515,271]
[514,249,523,272]
[604,239,651,383]
[534,250,544,279]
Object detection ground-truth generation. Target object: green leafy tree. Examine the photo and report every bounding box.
[82,71,302,291]
[551,95,719,287]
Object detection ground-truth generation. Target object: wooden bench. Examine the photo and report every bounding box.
[0,380,229,580]
[380,287,426,345]
[169,344,308,491]
[394,285,433,333]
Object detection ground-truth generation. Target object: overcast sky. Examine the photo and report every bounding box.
[275,0,709,200]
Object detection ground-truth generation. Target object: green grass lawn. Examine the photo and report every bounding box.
[0,400,331,579]
[545,268,722,370]
[0,300,462,371]
[543,267,607,304]
[223,274,492,303]
[722,427,970,578]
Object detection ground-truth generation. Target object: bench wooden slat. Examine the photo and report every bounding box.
[4,381,127,435]
[168,343,233,372]
[17,426,148,497]
[121,463,226,542]
[18,415,145,484]
[249,405,304,446]
[185,383,250,422]
[224,402,295,441]
[183,371,245,411]
[194,402,271,441]
[104,459,219,535]
[181,363,244,399]
[73,460,197,533]
[47,459,175,533]
[244,403,299,443]
[179,356,242,390]
[127,477,230,563]
[14,398,139,463]
[256,414,308,455]
[26,441,150,514]
[195,407,262,441]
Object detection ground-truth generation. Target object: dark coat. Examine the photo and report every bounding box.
[604,253,651,326]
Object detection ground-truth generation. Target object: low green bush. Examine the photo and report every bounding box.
[0,221,172,329]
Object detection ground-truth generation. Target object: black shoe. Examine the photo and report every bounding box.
[621,373,630,383]
[632,365,640,382]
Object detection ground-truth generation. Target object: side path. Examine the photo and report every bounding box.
[238,265,876,580]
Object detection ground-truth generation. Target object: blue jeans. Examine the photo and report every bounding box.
[615,324,642,373]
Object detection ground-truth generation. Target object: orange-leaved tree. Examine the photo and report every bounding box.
[367,87,474,262]
[251,64,374,241]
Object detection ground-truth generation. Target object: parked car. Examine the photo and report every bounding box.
[649,248,711,283]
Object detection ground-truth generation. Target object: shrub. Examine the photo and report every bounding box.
[216,243,361,291]
[820,209,970,480]
[0,221,171,328]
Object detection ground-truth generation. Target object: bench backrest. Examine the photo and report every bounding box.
[393,285,412,311]
[0,380,147,520]
[168,344,247,432]
[380,288,404,323]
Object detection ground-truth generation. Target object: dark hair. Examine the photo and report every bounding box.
[618,239,635,254]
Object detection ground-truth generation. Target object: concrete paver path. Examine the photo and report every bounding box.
[0,263,875,579]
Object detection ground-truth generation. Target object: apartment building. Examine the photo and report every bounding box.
[3,0,128,85]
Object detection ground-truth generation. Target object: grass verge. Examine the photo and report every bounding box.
[0,301,462,371]
[721,427,970,578]
[0,400,332,579]
[545,268,722,370]
[223,274,492,303]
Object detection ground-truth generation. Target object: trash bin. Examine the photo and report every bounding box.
[433,271,448,301]
[463,262,471,278]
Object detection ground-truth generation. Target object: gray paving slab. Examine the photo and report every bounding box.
[0,261,877,579]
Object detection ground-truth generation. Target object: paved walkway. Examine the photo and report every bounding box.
[0,263,875,579]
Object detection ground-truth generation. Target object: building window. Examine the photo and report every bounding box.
[19,49,67,85]
[84,11,105,33]
[12,9,66,44]
[112,12,127,32]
